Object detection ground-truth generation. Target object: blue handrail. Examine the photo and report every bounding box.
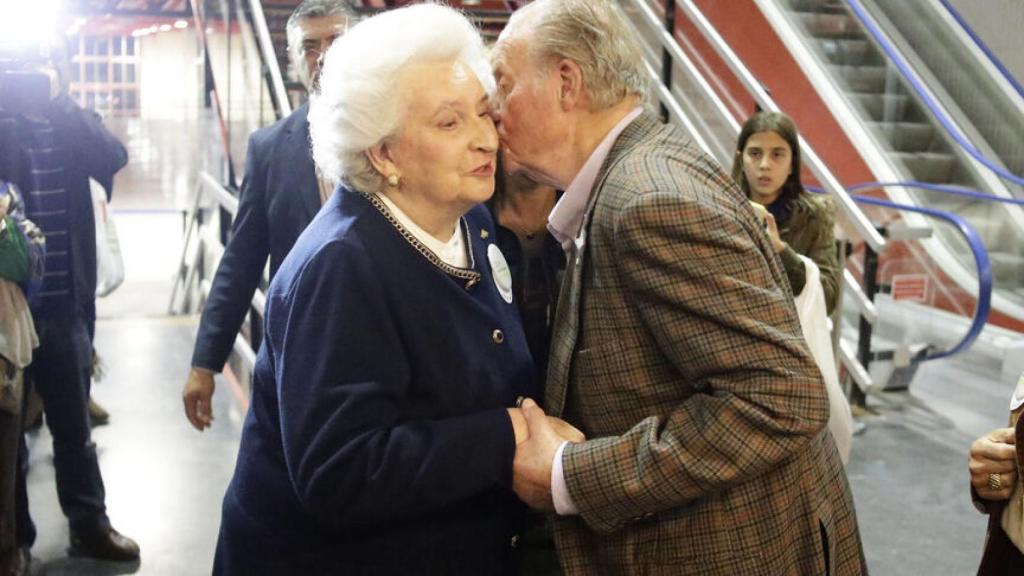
[852,195,991,360]
[809,184,992,360]
[935,0,1024,103]
[843,180,1024,207]
[845,0,1024,188]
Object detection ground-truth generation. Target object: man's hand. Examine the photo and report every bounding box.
[512,399,583,511]
[970,427,1017,501]
[182,368,216,431]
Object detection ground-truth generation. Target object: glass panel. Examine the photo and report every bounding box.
[125,90,137,110]
[112,89,123,109]
[126,37,135,55]
[112,37,122,56]
[96,38,108,56]
[85,63,95,82]
[97,63,108,82]
[71,64,80,82]
[84,37,95,55]
[113,63,122,83]
[126,63,135,82]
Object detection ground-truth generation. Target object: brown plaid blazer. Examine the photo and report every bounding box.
[546,112,866,575]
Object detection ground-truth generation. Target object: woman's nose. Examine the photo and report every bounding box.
[474,116,499,152]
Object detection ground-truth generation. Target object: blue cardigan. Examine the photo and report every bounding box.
[214,187,538,575]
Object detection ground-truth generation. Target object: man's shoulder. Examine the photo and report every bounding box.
[604,124,735,201]
[250,104,308,150]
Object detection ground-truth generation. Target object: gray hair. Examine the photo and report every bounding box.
[502,0,647,110]
[309,3,495,193]
[285,0,357,62]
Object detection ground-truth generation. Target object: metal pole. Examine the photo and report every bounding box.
[853,241,880,407]
[659,0,676,122]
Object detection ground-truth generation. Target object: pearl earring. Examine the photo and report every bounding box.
[387,174,400,187]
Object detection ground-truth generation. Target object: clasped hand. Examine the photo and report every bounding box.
[970,427,1018,502]
[507,398,585,511]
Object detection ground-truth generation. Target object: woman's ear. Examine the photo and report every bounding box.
[365,142,397,180]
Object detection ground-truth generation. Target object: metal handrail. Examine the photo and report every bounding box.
[849,194,992,360]
[658,0,886,253]
[247,0,292,118]
[846,0,1024,188]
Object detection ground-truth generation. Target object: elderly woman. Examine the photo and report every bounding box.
[213,5,548,574]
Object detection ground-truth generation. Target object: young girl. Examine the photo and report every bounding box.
[732,111,841,313]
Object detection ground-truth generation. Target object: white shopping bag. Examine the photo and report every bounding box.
[91,179,124,297]
[793,255,853,464]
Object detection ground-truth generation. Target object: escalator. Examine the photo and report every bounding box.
[753,0,1024,327]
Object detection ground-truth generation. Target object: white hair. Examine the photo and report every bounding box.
[502,0,647,110]
[309,3,495,193]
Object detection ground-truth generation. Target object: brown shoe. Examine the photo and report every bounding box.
[69,527,139,561]
[88,397,110,426]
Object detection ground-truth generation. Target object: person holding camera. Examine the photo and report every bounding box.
[0,58,139,563]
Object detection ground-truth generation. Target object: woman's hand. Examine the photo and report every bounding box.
[507,407,586,445]
[507,407,529,445]
[970,427,1017,501]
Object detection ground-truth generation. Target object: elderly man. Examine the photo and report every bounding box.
[493,1,866,574]
[182,0,355,430]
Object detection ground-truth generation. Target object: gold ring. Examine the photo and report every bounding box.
[989,473,1003,490]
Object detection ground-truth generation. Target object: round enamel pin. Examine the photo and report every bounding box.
[487,244,514,304]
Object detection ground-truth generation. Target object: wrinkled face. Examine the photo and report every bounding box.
[741,130,793,204]
[492,38,566,185]
[291,15,348,93]
[386,60,499,215]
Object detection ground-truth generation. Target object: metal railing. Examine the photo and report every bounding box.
[169,171,263,373]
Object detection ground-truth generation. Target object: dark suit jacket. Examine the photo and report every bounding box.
[213,189,536,575]
[191,104,320,372]
[546,112,866,575]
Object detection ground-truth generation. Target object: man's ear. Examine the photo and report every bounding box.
[555,58,585,111]
[365,141,397,179]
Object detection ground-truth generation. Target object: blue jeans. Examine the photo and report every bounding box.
[16,317,109,547]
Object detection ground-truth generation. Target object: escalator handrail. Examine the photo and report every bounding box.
[810,186,992,361]
[846,0,1024,188]
[844,180,1024,207]
[247,0,292,118]
[665,0,886,253]
[935,0,1024,104]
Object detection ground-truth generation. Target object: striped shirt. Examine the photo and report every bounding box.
[19,116,73,310]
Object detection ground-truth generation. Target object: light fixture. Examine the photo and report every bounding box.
[0,0,63,51]
[174,20,189,29]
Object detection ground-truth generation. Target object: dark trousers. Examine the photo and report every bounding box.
[16,317,108,547]
[0,399,19,560]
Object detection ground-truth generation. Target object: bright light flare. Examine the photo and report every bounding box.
[0,0,64,52]
[174,20,188,29]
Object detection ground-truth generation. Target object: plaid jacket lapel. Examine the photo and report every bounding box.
[544,112,661,416]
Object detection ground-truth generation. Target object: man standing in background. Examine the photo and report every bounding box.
[182,0,355,430]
